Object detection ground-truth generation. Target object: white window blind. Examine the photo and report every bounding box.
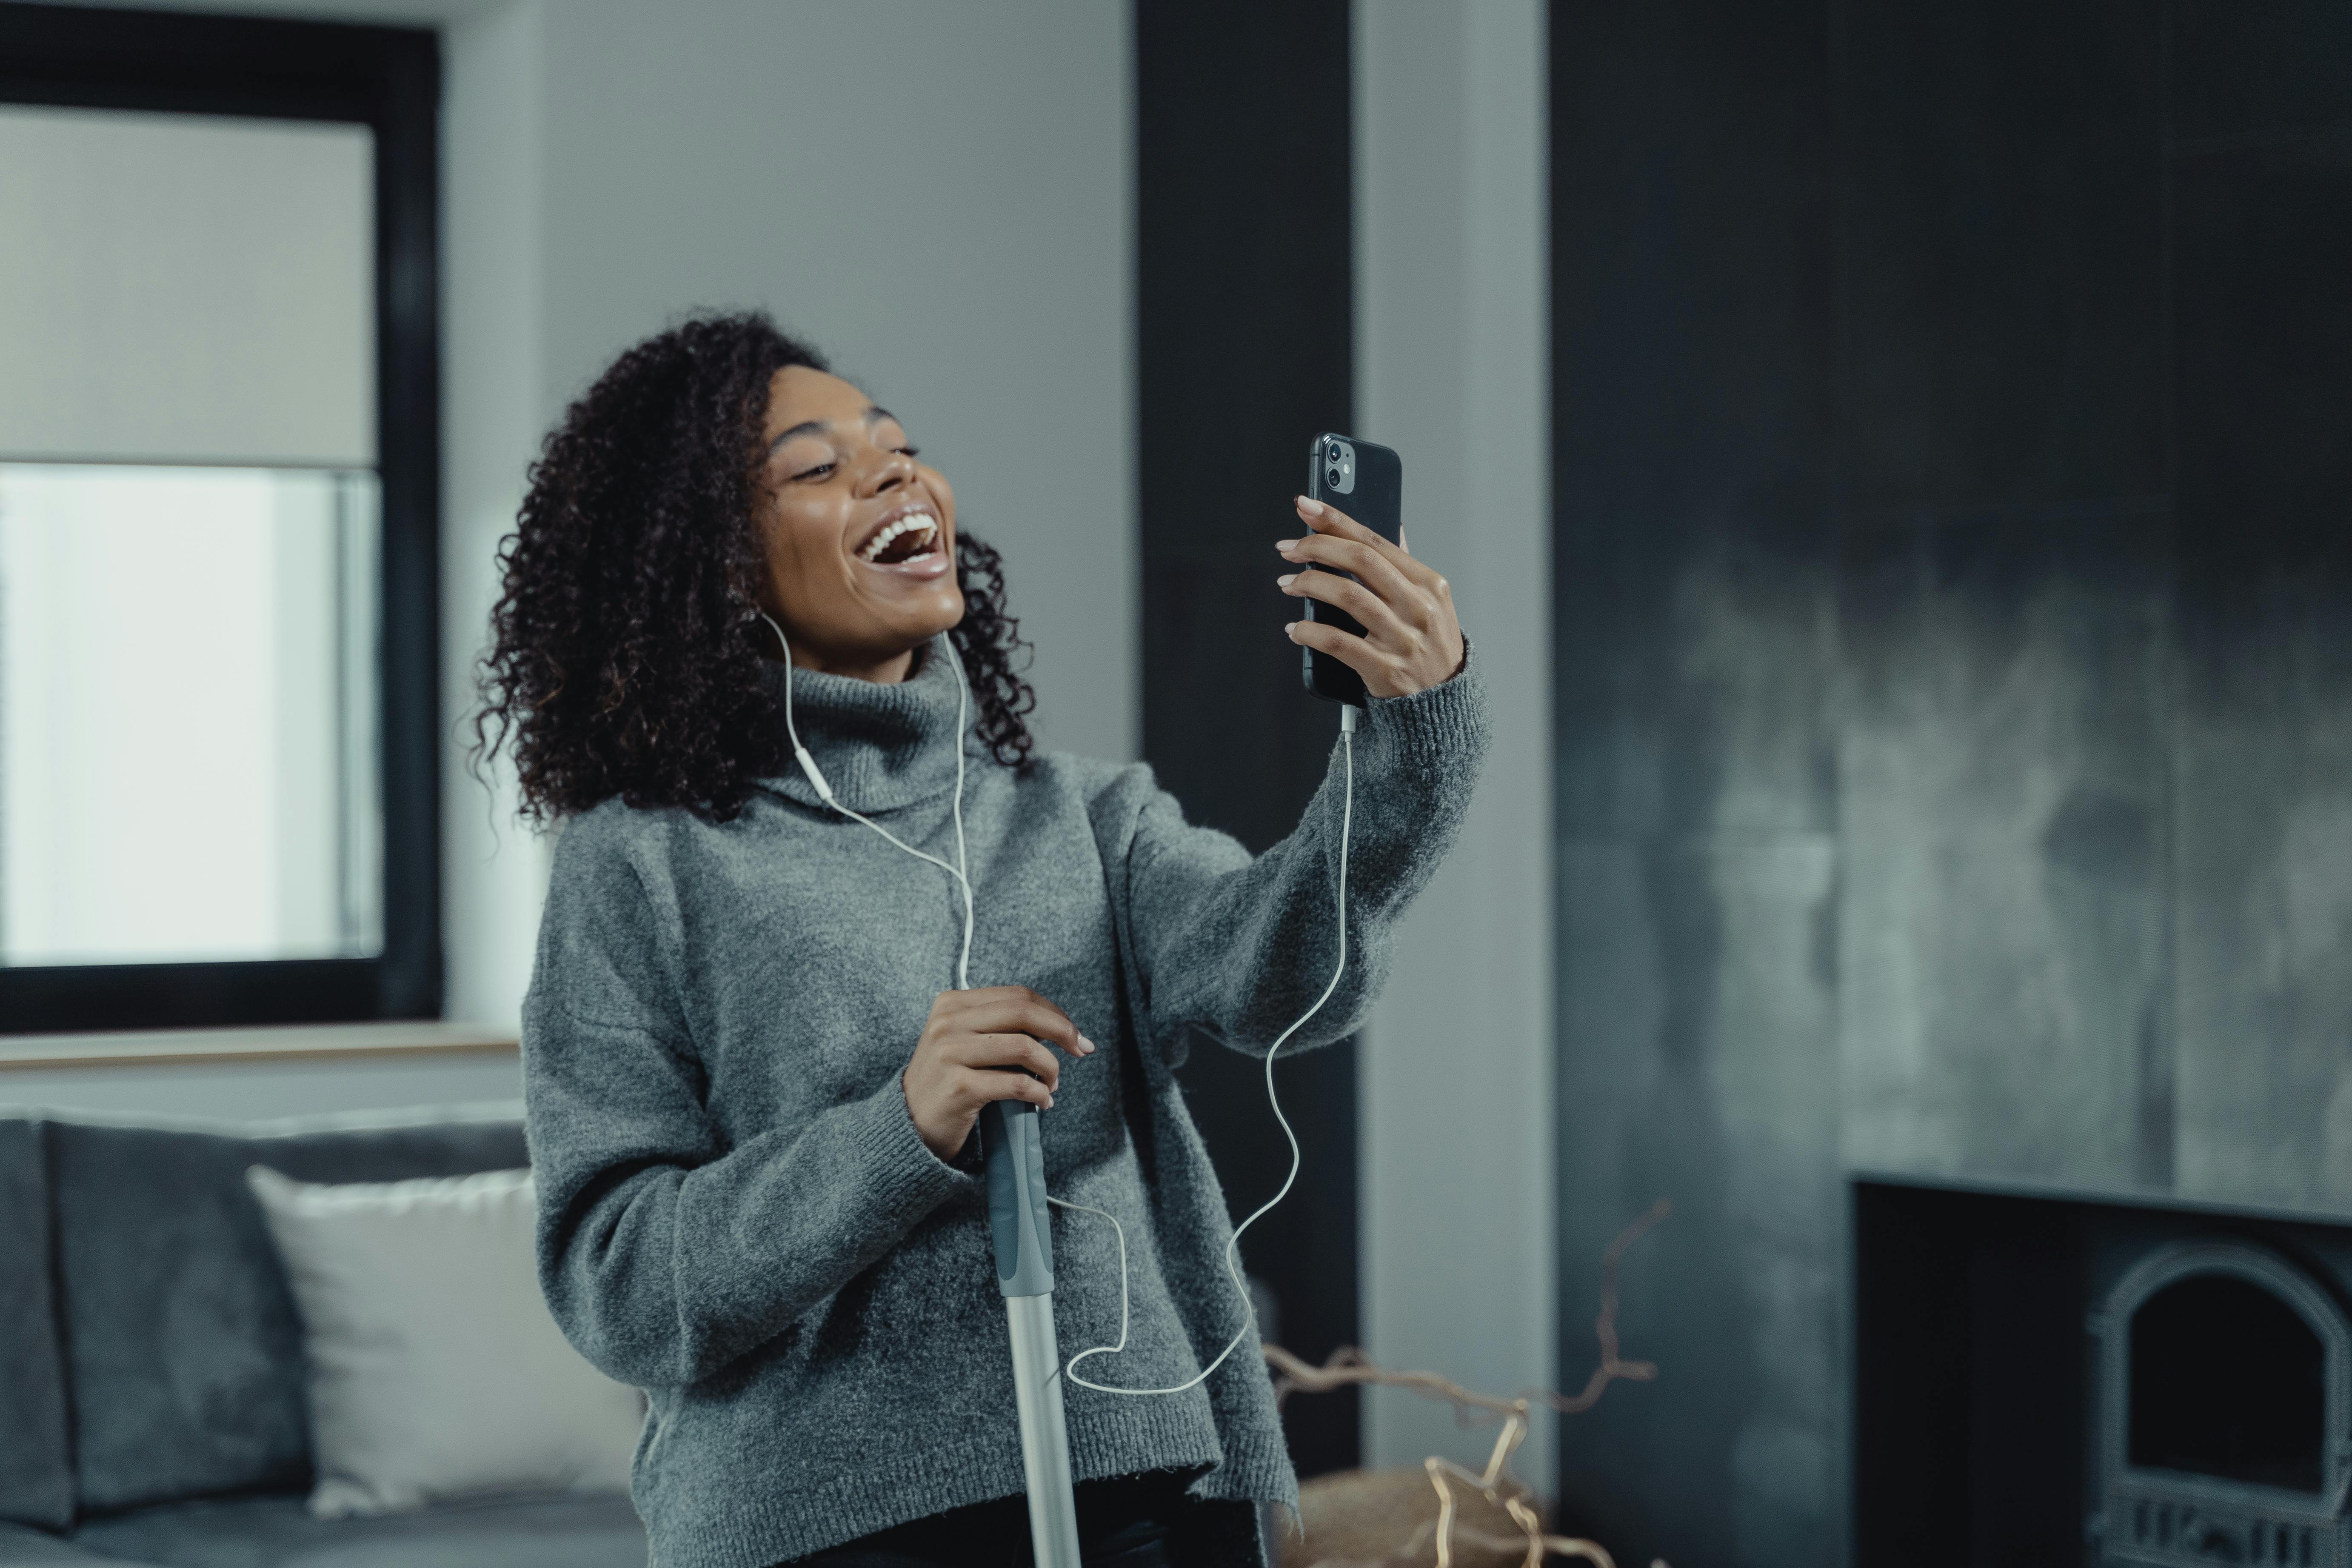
[0,105,374,467]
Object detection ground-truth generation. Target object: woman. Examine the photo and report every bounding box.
[480,312,1486,1567]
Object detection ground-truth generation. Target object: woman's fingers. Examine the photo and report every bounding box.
[953,1066,1055,1113]
[1278,530,1449,657]
[1279,494,1464,697]
[1279,566,1405,638]
[1283,532,1418,599]
[1296,497,1447,594]
[1285,616,1393,685]
[1280,525,1421,611]
[905,986,1098,1155]
[1281,511,1453,643]
[939,985,1095,1057]
[950,1031,1067,1091]
[1281,541,1439,633]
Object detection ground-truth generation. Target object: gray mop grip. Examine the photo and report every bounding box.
[979,1099,1053,1298]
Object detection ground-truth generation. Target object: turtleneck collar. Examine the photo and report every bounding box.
[756,638,975,813]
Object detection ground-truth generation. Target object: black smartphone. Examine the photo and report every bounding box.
[1301,431,1404,706]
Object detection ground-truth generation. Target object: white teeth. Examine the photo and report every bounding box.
[858,515,938,562]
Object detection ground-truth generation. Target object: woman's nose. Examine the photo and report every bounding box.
[862,452,916,497]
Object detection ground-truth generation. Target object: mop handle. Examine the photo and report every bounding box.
[980,1100,1082,1568]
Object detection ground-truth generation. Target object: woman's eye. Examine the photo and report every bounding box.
[896,446,920,459]
[791,462,834,481]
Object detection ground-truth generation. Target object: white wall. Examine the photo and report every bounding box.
[440,0,551,1028]
[1356,0,1556,1484]
[531,0,1136,777]
[440,0,1138,1030]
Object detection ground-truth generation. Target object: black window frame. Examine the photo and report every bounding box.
[0,2,440,1034]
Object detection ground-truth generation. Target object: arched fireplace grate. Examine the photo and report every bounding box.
[2092,1240,2352,1566]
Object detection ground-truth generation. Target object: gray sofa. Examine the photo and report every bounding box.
[0,1111,647,1568]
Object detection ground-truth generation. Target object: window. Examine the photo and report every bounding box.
[0,463,382,965]
[0,7,438,1032]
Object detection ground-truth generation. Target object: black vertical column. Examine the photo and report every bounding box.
[1549,0,1834,1560]
[1136,0,1359,1477]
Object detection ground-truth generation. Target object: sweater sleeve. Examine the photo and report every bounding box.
[1116,643,1492,1064]
[523,820,975,1390]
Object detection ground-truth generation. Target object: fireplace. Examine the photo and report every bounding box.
[1854,1179,2352,1567]
[2092,1241,2350,1566]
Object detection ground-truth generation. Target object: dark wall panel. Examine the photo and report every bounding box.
[2171,57,2352,1209]
[1135,0,1359,1478]
[1835,1,2165,514]
[1552,0,1835,844]
[1550,1,1837,1562]
[1554,0,2352,1561]
[2171,0,2352,147]
[1830,0,2172,1211]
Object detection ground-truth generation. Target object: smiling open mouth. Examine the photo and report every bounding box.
[857,513,940,565]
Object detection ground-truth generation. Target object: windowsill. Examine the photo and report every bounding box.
[0,1020,518,1071]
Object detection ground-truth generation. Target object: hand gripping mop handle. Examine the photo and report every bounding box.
[979,1099,1082,1568]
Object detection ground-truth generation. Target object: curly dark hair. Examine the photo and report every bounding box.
[473,311,1036,824]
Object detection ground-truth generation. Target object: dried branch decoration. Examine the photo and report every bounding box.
[1263,1199,1673,1568]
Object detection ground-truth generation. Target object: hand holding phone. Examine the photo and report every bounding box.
[1284,432,1463,704]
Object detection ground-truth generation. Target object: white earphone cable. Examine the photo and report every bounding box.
[1050,709,1353,1397]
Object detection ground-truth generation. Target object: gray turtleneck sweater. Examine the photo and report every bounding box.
[522,643,1489,1568]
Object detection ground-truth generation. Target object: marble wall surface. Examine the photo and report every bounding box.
[1549,2,2352,1563]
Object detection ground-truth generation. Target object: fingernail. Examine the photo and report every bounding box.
[1284,622,1299,637]
[1276,538,1299,551]
[1296,496,1324,516]
[1078,1035,1098,1054]
[1044,1094,1056,1109]
[1277,573,1296,588]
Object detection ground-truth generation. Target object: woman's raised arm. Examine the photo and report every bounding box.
[1108,644,1490,1065]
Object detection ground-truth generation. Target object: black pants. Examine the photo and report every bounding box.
[794,1471,1230,1567]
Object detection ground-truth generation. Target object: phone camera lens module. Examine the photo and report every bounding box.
[1327,466,1342,485]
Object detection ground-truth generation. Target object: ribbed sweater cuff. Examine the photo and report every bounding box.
[842,1073,976,1221]
[1193,1419,1298,1508]
[1364,635,1490,777]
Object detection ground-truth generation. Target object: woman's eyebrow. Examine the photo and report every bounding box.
[765,407,899,454]
[767,419,829,454]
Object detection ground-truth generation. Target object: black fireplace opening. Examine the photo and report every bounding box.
[2128,1273,2325,1494]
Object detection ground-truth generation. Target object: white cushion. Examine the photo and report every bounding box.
[245,1165,643,1519]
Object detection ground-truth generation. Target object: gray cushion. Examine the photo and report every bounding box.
[49,1119,529,1516]
[0,1520,146,1565]
[73,1494,645,1568]
[0,1123,71,1530]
